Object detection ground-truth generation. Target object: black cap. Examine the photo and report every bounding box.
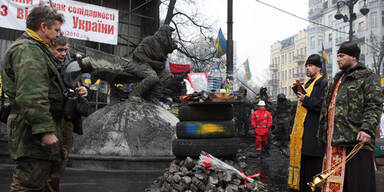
[337,41,360,60]
[305,54,322,68]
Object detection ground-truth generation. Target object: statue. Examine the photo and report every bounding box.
[123,24,178,104]
[73,25,178,104]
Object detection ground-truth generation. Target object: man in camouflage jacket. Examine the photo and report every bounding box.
[1,6,65,191]
[318,41,381,192]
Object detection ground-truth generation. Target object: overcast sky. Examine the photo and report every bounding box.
[197,0,309,85]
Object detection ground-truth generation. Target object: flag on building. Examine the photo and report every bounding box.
[321,44,328,76]
[215,28,227,58]
[243,59,252,81]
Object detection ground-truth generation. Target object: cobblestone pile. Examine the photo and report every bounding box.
[145,156,265,192]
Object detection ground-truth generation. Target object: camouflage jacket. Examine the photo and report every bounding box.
[275,100,292,126]
[2,35,65,161]
[318,63,382,151]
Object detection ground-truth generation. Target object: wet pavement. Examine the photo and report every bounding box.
[0,164,163,192]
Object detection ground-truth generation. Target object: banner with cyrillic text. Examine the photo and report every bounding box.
[0,0,119,45]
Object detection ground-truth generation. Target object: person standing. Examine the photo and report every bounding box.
[1,5,65,191]
[274,93,292,148]
[288,54,328,192]
[318,41,381,192]
[251,100,273,153]
[48,35,88,191]
[234,86,252,137]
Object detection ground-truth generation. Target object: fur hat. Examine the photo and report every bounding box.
[305,54,322,68]
[337,41,360,60]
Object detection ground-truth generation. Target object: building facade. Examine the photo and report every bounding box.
[268,0,383,101]
[268,30,308,101]
[308,0,384,77]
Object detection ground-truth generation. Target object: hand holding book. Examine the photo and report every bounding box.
[292,80,306,95]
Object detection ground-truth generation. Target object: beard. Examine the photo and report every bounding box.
[339,62,353,71]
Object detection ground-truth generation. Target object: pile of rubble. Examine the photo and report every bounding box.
[145,156,265,192]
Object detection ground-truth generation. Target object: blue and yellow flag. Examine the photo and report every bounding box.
[321,44,328,76]
[215,28,227,58]
[243,59,252,81]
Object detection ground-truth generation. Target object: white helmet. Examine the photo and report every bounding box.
[258,100,266,106]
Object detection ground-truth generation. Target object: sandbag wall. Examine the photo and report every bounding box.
[172,103,240,157]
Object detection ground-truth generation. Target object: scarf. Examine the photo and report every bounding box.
[26,28,50,48]
[288,74,323,190]
[321,74,346,192]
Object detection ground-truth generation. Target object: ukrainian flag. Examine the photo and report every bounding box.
[215,28,227,58]
[243,59,252,81]
[321,44,328,76]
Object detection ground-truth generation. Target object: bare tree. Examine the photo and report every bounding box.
[161,0,224,72]
[369,32,384,76]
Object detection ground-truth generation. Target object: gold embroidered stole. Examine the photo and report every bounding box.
[321,75,346,192]
[288,74,323,190]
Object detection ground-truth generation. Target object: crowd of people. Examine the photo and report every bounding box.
[249,41,381,192]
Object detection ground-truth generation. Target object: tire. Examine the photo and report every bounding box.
[178,104,233,121]
[176,120,235,139]
[172,138,240,157]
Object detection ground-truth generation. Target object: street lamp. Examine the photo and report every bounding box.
[334,0,369,41]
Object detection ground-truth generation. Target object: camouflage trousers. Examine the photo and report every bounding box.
[11,122,73,192]
[10,158,60,192]
[274,123,290,147]
[47,121,74,192]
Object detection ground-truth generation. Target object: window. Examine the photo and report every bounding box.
[285,70,288,80]
[323,1,328,9]
[281,55,284,65]
[382,11,384,26]
[285,54,287,64]
[328,14,332,26]
[371,11,377,28]
[318,36,323,49]
[328,33,332,42]
[289,69,291,79]
[310,36,316,49]
[358,21,363,32]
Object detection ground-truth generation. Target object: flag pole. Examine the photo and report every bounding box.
[226,0,233,80]
[235,76,258,95]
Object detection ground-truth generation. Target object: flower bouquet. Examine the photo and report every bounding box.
[197,151,266,191]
